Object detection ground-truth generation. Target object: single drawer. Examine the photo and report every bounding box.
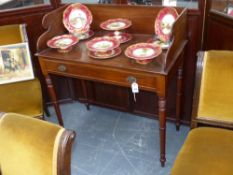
[42,59,160,92]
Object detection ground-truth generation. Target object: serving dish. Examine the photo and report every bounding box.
[100,18,132,43]
[100,18,132,31]
[86,37,120,52]
[125,43,162,64]
[88,47,121,59]
[105,32,132,44]
[73,30,94,40]
[47,34,79,53]
[147,38,170,49]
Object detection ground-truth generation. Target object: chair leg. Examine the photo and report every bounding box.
[41,115,45,120]
[43,102,51,117]
[191,120,198,129]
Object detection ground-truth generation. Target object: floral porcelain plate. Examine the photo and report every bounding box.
[88,47,122,59]
[100,18,132,31]
[155,7,178,42]
[105,32,132,43]
[74,30,94,40]
[147,38,170,49]
[47,34,79,52]
[125,43,162,64]
[63,3,93,34]
[86,37,120,52]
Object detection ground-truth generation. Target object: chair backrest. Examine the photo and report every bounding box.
[0,24,28,45]
[0,112,75,175]
[192,50,233,128]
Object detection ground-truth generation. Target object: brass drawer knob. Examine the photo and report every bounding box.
[57,65,67,72]
[127,76,136,83]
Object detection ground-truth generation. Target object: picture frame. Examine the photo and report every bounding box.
[0,42,34,85]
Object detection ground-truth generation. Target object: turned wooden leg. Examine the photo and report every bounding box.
[159,97,166,167]
[81,80,90,110]
[176,66,183,131]
[45,75,64,126]
[43,100,51,117]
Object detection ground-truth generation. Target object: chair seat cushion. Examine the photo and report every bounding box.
[0,113,64,175]
[197,51,233,122]
[171,127,233,175]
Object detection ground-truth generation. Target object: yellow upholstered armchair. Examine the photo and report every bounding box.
[191,50,233,128]
[0,24,43,118]
[0,112,75,175]
[171,50,233,175]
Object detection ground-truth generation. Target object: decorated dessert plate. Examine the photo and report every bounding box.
[88,47,122,59]
[155,7,178,42]
[100,18,132,31]
[63,3,93,34]
[74,30,94,40]
[125,43,162,64]
[47,34,79,52]
[106,32,132,43]
[86,37,120,52]
[147,38,170,49]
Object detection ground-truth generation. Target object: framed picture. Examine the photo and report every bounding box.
[0,42,34,85]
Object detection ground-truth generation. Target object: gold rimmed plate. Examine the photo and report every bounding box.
[63,3,93,34]
[147,38,170,49]
[88,47,121,59]
[86,37,120,52]
[73,30,94,40]
[47,34,79,53]
[155,7,178,42]
[125,43,162,64]
[105,32,132,44]
[100,18,132,31]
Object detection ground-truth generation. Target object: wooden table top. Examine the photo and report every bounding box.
[36,33,168,75]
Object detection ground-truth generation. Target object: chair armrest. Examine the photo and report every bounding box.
[191,51,205,128]
[57,130,76,175]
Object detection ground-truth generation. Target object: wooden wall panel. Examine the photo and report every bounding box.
[90,82,130,110]
[205,12,233,50]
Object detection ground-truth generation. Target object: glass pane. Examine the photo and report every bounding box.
[61,0,198,8]
[128,0,198,9]
[61,0,106,4]
[211,0,233,17]
[0,0,50,10]
[162,0,198,9]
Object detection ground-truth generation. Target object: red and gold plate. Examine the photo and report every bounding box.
[88,47,122,59]
[63,3,93,34]
[125,43,162,64]
[147,38,170,49]
[86,37,120,52]
[74,30,94,40]
[155,7,178,42]
[100,18,132,31]
[47,34,79,53]
[105,32,132,43]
